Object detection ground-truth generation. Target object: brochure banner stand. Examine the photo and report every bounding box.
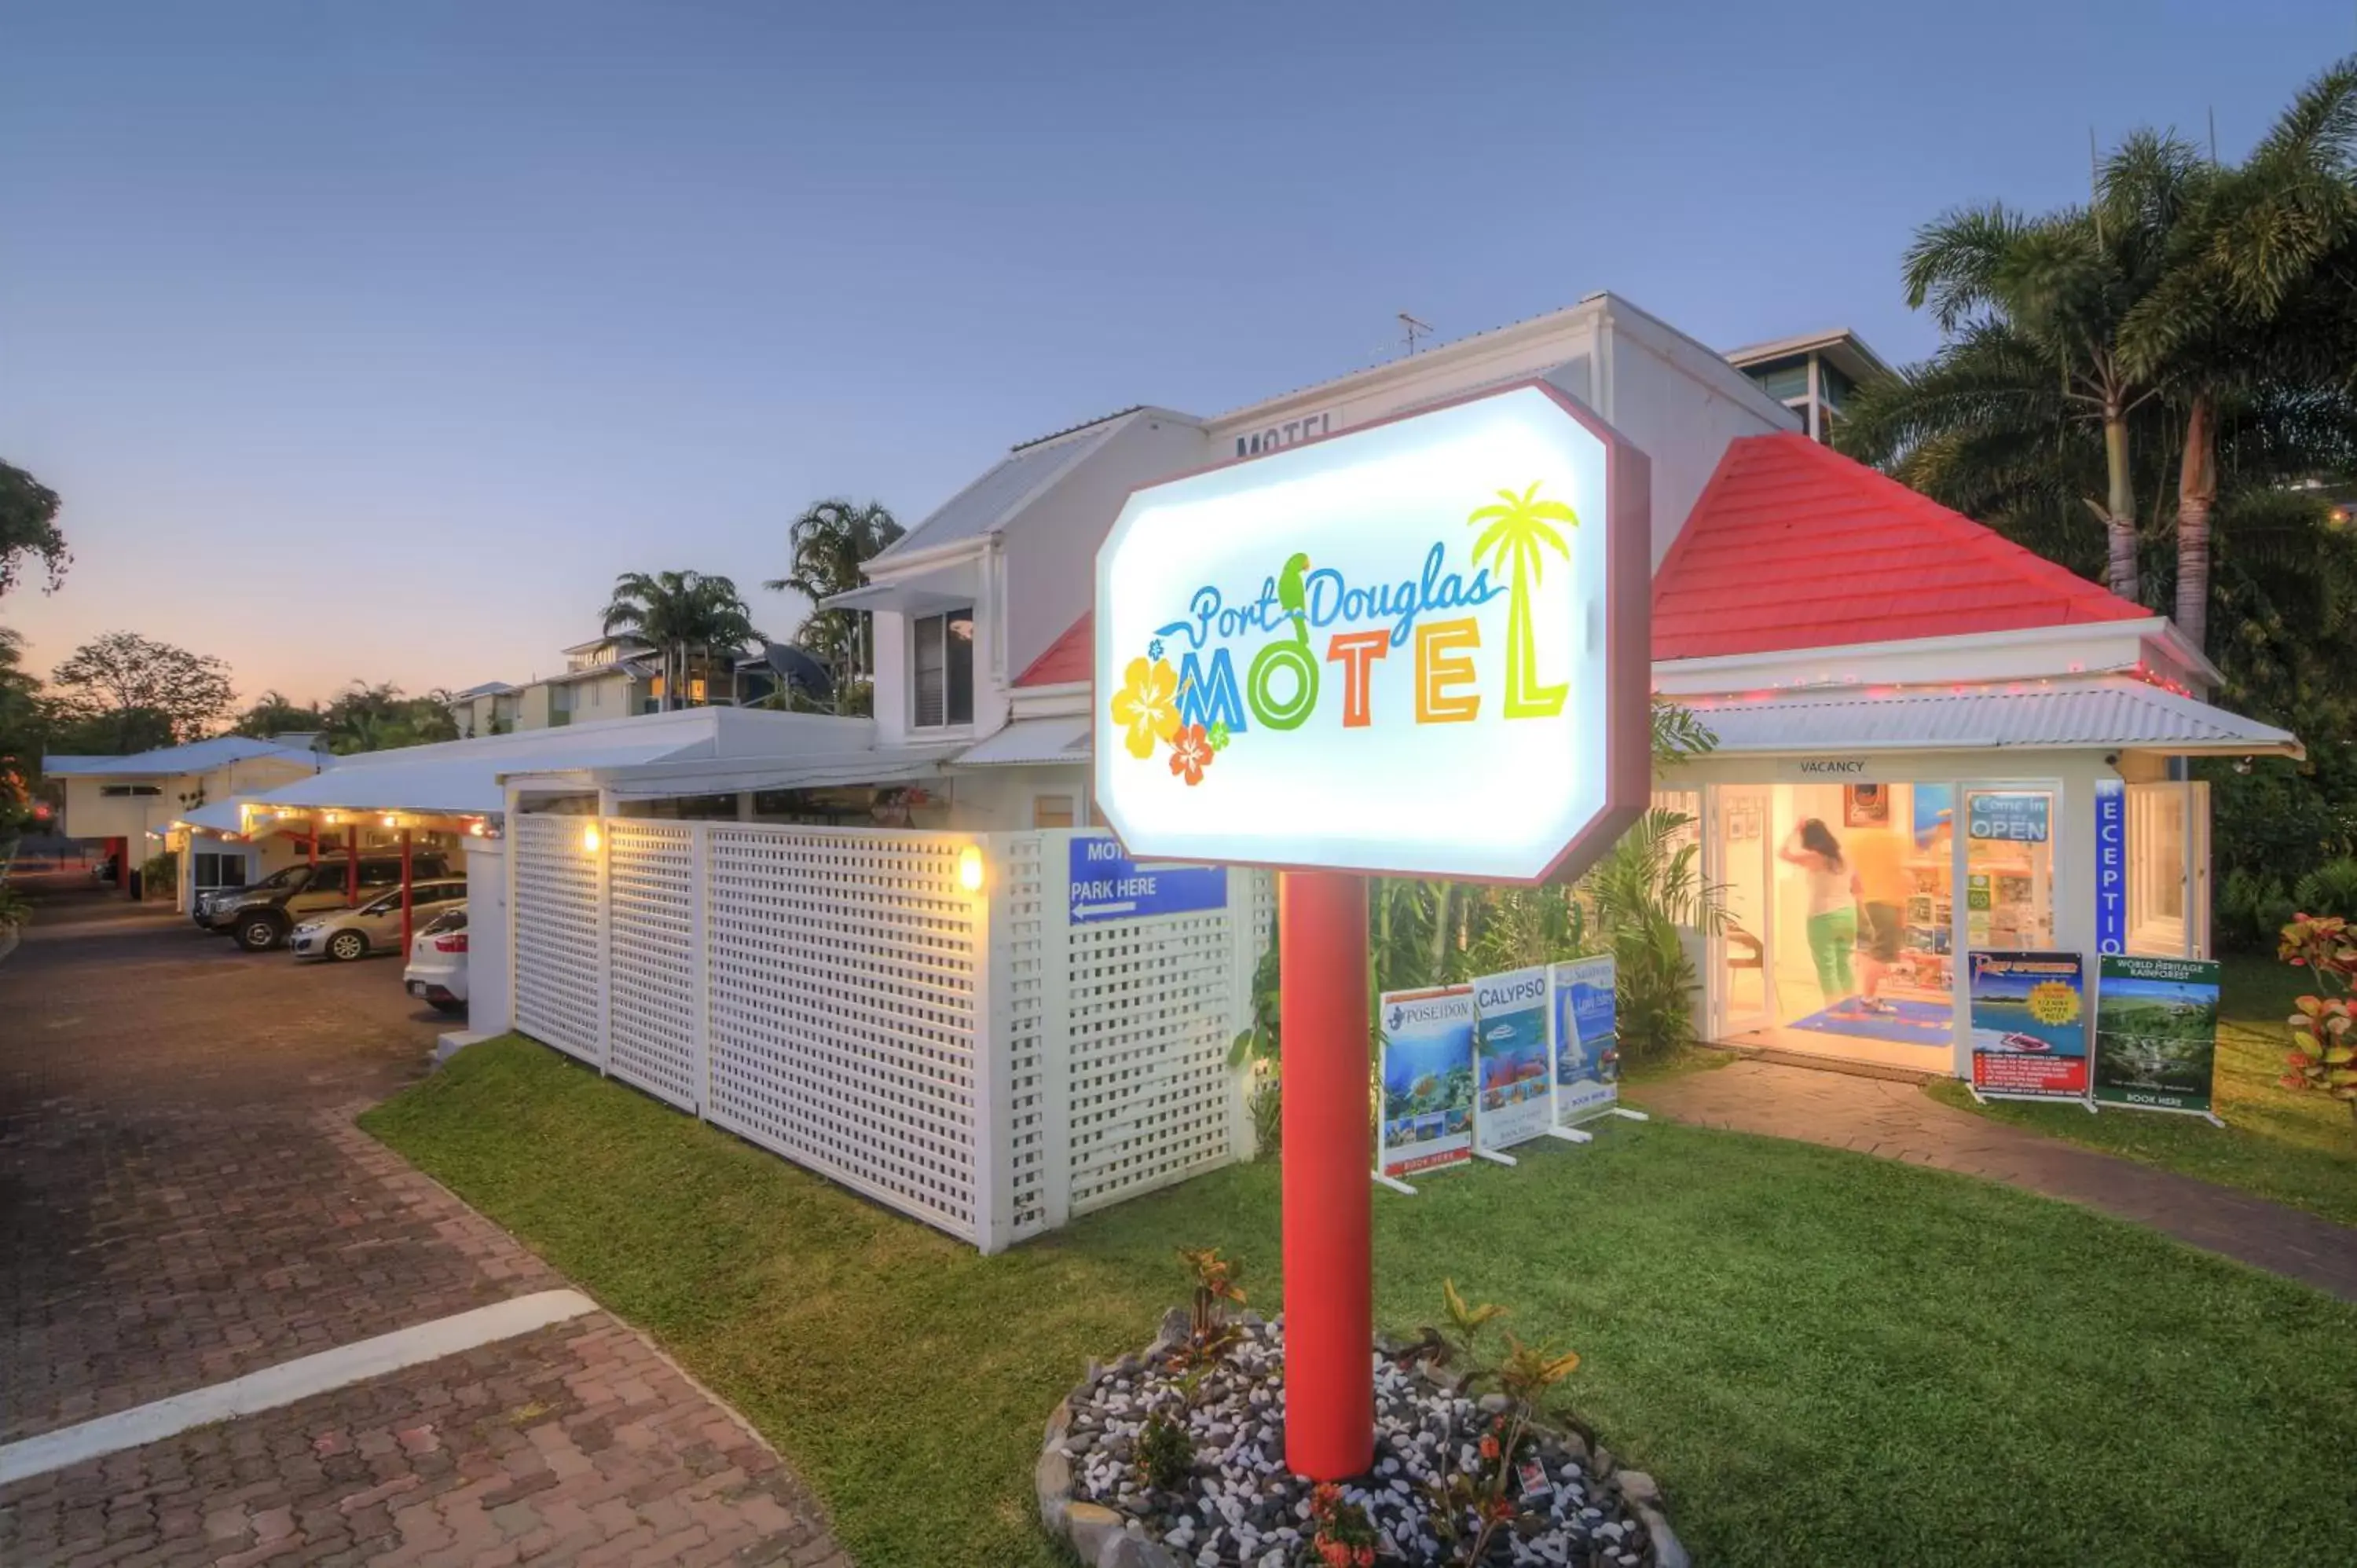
[2093,954,2225,1123]
[1967,951,2091,1105]
[1551,957,1639,1139]
[1472,966,1553,1160]
[1376,986,1477,1182]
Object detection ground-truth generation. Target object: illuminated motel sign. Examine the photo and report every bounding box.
[1094,381,1652,883]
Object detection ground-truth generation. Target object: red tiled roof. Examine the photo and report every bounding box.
[1015,613,1093,687]
[1651,433,2148,661]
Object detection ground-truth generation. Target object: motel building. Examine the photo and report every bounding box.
[816,291,2293,1079]
[148,293,2296,1253]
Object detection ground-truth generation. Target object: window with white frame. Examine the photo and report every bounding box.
[912,608,975,727]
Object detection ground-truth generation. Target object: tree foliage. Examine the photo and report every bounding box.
[764,498,904,715]
[49,632,233,749]
[0,460,69,598]
[603,570,763,712]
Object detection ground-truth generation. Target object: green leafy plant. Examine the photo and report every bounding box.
[2220,866,2299,951]
[2293,859,2357,922]
[1170,1246,1245,1368]
[2280,913,2357,1134]
[1576,806,1727,1063]
[1308,1482,1379,1568]
[0,881,29,934]
[1417,1280,1585,1566]
[1135,1407,1193,1491]
[1228,925,1282,1155]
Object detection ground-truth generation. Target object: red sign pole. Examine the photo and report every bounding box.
[1279,868,1373,1481]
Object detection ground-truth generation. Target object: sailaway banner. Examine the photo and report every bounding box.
[1552,956,1619,1123]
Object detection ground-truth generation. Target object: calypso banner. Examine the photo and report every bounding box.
[2093,954,2223,1119]
[1377,986,1477,1179]
[1967,951,2088,1099]
[1552,955,1619,1123]
[1471,965,1552,1152]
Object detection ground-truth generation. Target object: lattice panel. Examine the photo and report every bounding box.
[607,821,698,1111]
[703,826,981,1242]
[513,813,602,1064]
[1065,903,1239,1214]
[1249,869,1276,956]
[996,835,1051,1241]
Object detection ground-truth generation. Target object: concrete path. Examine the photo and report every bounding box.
[0,869,847,1566]
[1634,1059,2357,1303]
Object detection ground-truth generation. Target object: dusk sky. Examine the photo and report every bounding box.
[5,1,2350,707]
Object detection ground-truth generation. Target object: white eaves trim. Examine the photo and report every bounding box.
[1654,617,2220,698]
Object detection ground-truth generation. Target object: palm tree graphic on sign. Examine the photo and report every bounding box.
[1468,482,1577,718]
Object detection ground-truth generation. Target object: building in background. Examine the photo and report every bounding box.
[40,735,327,898]
[1724,328,1890,445]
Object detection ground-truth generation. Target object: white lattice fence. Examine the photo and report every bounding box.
[504,816,1261,1251]
[513,813,602,1063]
[607,821,699,1111]
[704,826,984,1243]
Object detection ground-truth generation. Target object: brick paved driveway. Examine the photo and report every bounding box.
[1,870,845,1566]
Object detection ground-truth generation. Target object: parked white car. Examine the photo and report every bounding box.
[290,879,467,962]
[402,903,469,1013]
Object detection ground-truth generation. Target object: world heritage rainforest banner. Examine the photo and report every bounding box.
[2092,955,2222,1116]
[1967,951,2088,1099]
[1378,985,1476,1179]
[1472,965,1553,1153]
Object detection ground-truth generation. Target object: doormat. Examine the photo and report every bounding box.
[1787,997,1952,1042]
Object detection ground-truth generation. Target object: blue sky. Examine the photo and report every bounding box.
[4,1,2350,704]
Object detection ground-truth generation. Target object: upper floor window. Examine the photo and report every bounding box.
[99,784,163,797]
[913,608,975,727]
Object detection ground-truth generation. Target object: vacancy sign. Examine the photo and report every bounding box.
[1094,382,1651,882]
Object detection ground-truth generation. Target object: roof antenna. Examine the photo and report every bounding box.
[2208,105,2219,165]
[1398,312,1433,356]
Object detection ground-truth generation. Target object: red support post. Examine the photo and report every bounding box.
[399,829,413,953]
[1278,869,1374,1481]
[308,815,319,870]
[345,830,357,904]
[110,837,129,893]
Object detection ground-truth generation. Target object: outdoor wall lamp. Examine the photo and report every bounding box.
[958,844,984,892]
[582,823,601,854]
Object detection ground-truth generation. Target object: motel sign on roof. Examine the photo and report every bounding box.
[1094,381,1652,884]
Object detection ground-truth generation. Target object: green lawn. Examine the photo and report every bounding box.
[1926,953,2357,1225]
[363,1035,2357,1568]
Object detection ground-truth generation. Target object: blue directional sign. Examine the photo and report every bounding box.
[1068,836,1228,925]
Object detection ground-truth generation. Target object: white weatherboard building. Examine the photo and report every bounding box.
[199,292,2296,1251]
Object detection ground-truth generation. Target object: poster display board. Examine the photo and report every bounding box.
[1377,986,1476,1179]
[2093,955,2223,1119]
[1967,951,2088,1100]
[1552,956,1620,1123]
[1472,966,1553,1152]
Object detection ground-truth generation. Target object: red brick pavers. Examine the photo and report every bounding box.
[0,1317,846,1568]
[1,870,847,1564]
[1634,1058,2357,1302]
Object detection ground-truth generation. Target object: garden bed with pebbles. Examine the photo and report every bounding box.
[1037,1311,1686,1568]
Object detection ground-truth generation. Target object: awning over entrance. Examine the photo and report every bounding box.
[1685,676,2302,759]
[954,716,1090,766]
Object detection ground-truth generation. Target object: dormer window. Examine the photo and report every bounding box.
[913,608,974,727]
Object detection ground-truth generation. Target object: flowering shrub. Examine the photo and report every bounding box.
[1170,1246,1246,1368]
[2280,913,2357,1132]
[1420,1282,1583,1566]
[1308,1482,1378,1568]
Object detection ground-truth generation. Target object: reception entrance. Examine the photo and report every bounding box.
[1704,779,2062,1072]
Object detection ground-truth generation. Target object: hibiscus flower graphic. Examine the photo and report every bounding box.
[1109,656,1180,760]
[1168,723,1215,786]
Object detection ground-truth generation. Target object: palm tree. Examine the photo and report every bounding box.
[764,500,904,714]
[1466,482,1576,719]
[2117,59,2357,653]
[603,571,764,711]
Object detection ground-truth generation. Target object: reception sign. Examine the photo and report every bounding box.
[2093,780,2128,956]
[1552,955,1620,1123]
[2093,955,2223,1118]
[1377,986,1477,1178]
[1472,966,1552,1152]
[1094,381,1651,882]
[1967,951,2088,1099]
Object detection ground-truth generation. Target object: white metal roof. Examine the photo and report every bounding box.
[559,745,962,802]
[1684,677,2302,758]
[874,417,1127,560]
[953,716,1090,767]
[41,735,321,778]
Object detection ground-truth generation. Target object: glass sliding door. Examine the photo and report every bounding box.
[1708,784,1775,1040]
